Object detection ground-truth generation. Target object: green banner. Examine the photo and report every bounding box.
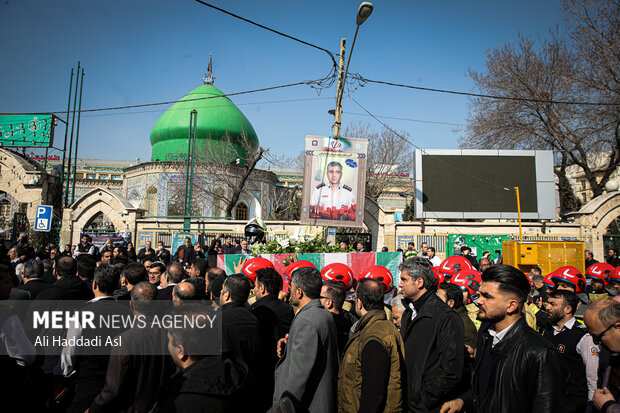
[0,114,55,147]
[446,234,510,262]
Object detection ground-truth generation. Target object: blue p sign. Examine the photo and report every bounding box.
[35,205,52,232]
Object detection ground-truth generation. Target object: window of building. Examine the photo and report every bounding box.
[111,174,122,181]
[98,174,109,180]
[580,179,587,191]
[582,193,587,203]
[0,200,11,220]
[235,202,248,221]
[86,173,96,180]
[146,187,158,216]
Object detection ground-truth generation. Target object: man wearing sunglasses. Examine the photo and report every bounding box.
[584,299,620,412]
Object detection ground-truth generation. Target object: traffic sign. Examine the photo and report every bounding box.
[34,205,53,232]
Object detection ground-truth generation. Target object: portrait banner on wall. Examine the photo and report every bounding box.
[300,135,368,228]
[81,232,132,249]
[171,231,198,256]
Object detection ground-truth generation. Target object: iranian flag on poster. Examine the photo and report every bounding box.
[217,252,402,291]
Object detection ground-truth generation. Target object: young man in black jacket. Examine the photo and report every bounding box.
[441,265,567,413]
[251,267,295,411]
[399,256,464,413]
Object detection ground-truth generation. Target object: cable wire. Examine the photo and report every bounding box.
[1,79,330,116]
[193,0,337,69]
[346,92,513,193]
[355,76,615,106]
[343,111,466,127]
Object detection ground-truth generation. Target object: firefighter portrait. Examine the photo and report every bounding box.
[309,160,356,221]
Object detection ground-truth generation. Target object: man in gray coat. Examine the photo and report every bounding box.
[273,267,338,413]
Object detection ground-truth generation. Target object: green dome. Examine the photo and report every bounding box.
[150,84,259,164]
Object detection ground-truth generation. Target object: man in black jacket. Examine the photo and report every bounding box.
[156,304,251,412]
[219,275,261,375]
[36,256,93,301]
[399,256,464,413]
[251,267,295,411]
[90,282,175,413]
[62,264,131,412]
[137,241,156,262]
[440,265,567,413]
[17,259,51,299]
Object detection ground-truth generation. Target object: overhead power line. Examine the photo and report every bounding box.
[346,92,512,193]
[343,111,465,127]
[194,0,337,69]
[1,79,328,117]
[356,76,615,107]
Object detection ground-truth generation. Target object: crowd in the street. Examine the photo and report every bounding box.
[1,233,620,413]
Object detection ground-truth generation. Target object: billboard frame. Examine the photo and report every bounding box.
[0,113,56,148]
[414,149,555,220]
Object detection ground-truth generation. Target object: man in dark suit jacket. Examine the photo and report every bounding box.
[251,267,295,411]
[36,256,93,301]
[220,275,261,376]
[273,267,338,413]
[17,259,51,299]
[137,241,156,262]
[158,263,186,300]
[62,264,131,413]
[398,257,464,413]
[90,282,175,413]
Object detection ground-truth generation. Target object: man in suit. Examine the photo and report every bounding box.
[17,259,51,299]
[273,267,338,413]
[90,282,175,412]
[251,267,295,411]
[158,263,186,300]
[137,241,156,262]
[62,264,130,412]
[220,275,261,372]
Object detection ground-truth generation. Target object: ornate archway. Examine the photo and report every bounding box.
[60,188,145,245]
[571,191,620,261]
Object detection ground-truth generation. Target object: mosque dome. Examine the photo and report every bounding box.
[150,84,259,164]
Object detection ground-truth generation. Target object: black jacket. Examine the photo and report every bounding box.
[17,278,52,299]
[463,318,567,413]
[250,295,295,411]
[90,318,175,413]
[35,276,94,301]
[250,294,295,340]
[220,302,261,373]
[400,291,464,413]
[137,247,156,261]
[155,355,250,413]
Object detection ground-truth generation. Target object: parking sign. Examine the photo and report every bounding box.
[35,205,53,232]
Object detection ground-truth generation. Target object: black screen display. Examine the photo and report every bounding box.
[421,155,538,213]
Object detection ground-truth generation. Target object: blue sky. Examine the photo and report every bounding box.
[0,0,565,163]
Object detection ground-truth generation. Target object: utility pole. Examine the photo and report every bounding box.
[65,61,80,207]
[333,38,346,139]
[71,68,85,204]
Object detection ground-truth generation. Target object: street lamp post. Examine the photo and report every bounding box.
[333,2,373,139]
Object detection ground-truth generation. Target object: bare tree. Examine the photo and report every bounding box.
[192,132,267,218]
[462,0,619,203]
[343,121,413,201]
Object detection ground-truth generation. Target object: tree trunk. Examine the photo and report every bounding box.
[224,147,266,218]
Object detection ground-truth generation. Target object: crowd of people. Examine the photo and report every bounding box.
[1,233,620,413]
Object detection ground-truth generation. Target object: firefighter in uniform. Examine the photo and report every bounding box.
[309,161,356,221]
[543,289,599,413]
[585,262,614,302]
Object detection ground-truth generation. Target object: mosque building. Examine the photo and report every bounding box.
[122,72,279,221]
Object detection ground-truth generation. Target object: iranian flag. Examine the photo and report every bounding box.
[217,252,402,292]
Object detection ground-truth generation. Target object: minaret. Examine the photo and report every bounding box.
[203,54,215,85]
